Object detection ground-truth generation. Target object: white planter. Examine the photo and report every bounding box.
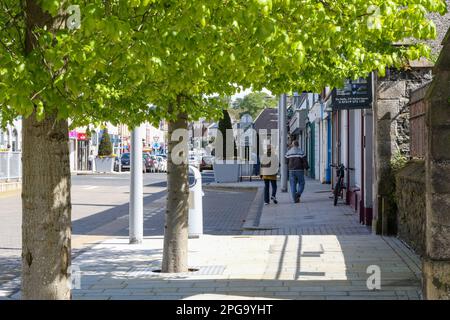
[95,157,114,173]
[213,161,240,183]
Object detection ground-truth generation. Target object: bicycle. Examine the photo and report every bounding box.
[330,164,344,206]
[330,164,354,206]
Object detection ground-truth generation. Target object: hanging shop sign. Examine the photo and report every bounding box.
[69,130,78,140]
[77,132,88,141]
[332,74,373,110]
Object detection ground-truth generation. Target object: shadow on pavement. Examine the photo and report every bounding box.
[69,237,422,300]
[72,190,167,236]
[72,188,257,238]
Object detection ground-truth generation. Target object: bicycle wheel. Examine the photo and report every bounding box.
[333,182,340,206]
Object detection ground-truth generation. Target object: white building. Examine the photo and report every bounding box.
[0,118,22,181]
[0,118,22,152]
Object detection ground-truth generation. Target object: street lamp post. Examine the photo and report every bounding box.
[129,125,143,244]
[280,94,288,192]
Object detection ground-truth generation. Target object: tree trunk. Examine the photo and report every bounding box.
[162,109,189,273]
[21,0,72,300]
[21,111,72,299]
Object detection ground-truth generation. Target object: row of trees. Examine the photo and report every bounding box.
[0,0,447,299]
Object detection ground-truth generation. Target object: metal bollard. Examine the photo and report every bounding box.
[188,165,204,238]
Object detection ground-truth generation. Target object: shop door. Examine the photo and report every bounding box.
[77,140,89,171]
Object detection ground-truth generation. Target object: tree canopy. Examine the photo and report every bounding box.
[0,0,447,129]
[1,0,448,296]
[231,92,277,120]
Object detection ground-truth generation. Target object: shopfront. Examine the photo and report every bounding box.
[331,74,374,225]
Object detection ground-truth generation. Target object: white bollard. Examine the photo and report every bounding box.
[188,165,204,238]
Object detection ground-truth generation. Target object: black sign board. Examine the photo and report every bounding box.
[332,74,373,110]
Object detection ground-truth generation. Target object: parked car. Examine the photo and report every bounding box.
[143,152,157,173]
[119,153,131,171]
[155,155,167,172]
[114,153,147,173]
[147,155,160,172]
[199,155,214,171]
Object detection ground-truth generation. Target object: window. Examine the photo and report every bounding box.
[12,129,18,151]
[91,132,98,146]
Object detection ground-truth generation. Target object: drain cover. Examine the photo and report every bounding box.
[128,265,226,276]
[192,265,226,275]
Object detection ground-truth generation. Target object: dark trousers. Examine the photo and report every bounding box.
[264,179,277,203]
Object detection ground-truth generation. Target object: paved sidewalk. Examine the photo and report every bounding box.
[64,233,420,300]
[243,179,371,236]
[0,187,256,299]
[1,179,423,300]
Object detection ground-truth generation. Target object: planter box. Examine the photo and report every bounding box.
[95,157,114,173]
[213,161,240,183]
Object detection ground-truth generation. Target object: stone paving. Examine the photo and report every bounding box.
[0,181,256,298]
[242,179,371,236]
[0,178,423,300]
[55,233,420,300]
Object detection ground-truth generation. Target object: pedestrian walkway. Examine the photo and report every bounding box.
[243,179,371,236]
[1,178,423,300]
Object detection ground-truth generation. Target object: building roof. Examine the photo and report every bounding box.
[208,122,218,129]
[254,108,278,131]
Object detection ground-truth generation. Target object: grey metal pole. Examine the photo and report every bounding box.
[278,96,282,173]
[6,150,11,182]
[129,125,143,244]
[280,94,288,192]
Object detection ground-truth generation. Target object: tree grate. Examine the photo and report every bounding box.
[127,265,226,277]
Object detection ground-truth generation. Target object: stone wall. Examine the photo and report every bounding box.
[396,160,426,255]
[423,29,450,300]
[377,69,433,157]
[372,11,450,236]
[373,68,432,235]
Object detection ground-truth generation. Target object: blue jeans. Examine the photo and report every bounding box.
[289,170,305,202]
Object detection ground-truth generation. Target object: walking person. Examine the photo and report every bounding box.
[260,145,278,205]
[285,140,309,203]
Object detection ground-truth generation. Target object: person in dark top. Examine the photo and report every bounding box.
[285,140,309,203]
